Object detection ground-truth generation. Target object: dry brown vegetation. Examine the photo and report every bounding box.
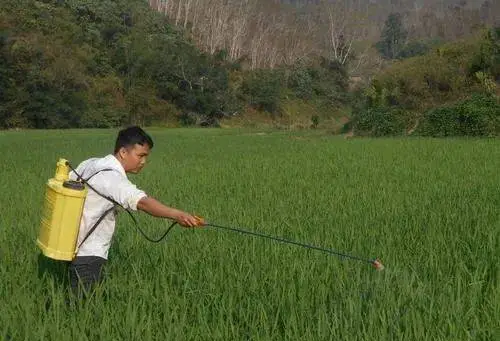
[149,0,498,75]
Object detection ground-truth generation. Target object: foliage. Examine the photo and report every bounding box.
[284,57,349,119]
[375,13,445,60]
[375,13,408,60]
[396,40,434,59]
[416,93,500,137]
[349,28,500,137]
[241,69,284,115]
[350,106,412,137]
[0,0,351,129]
[288,65,313,100]
[2,0,493,132]
[468,27,500,81]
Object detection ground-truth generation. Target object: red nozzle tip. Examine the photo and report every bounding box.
[372,259,385,271]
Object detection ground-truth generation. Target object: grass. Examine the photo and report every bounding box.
[0,128,499,340]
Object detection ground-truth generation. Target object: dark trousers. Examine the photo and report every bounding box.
[68,256,107,298]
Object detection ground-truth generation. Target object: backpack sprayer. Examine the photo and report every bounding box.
[37,158,385,271]
[37,158,116,261]
[37,158,87,261]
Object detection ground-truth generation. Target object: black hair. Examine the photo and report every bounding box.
[114,126,154,154]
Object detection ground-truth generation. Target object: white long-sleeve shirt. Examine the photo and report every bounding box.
[69,154,147,259]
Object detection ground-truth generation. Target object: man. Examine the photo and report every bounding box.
[68,126,200,297]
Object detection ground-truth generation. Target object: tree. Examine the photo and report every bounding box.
[376,13,408,59]
[322,1,358,65]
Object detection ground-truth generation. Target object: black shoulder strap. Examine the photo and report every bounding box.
[84,168,116,182]
[76,168,118,250]
[77,207,115,250]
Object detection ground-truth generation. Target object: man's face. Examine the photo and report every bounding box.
[118,143,151,174]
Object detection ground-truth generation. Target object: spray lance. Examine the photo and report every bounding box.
[190,217,385,271]
[37,158,384,271]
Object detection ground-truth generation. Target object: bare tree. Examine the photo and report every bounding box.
[278,11,317,66]
[190,0,202,32]
[249,12,269,69]
[149,0,169,14]
[205,0,231,54]
[149,0,495,74]
[319,0,369,66]
[226,0,254,61]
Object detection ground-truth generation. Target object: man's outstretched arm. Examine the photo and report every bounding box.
[137,196,200,227]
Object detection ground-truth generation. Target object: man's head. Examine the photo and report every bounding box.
[114,126,154,174]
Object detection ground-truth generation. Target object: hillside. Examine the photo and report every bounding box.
[347,30,500,137]
[0,0,499,135]
[151,0,498,72]
[1,0,354,129]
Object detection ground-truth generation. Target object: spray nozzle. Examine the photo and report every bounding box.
[372,259,385,271]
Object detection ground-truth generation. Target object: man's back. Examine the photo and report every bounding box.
[70,154,146,259]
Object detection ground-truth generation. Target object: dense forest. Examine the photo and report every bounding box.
[0,0,498,136]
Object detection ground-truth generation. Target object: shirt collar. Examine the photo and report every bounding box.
[104,154,127,177]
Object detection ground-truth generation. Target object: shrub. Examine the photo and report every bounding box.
[351,107,410,137]
[416,93,500,137]
[289,66,313,100]
[241,69,283,114]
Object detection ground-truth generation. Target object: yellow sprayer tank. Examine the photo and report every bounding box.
[37,158,87,261]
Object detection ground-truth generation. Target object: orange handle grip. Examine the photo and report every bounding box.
[194,216,206,226]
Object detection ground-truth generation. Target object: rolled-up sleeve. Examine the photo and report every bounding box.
[95,172,148,211]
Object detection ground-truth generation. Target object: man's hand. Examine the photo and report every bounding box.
[173,211,202,227]
[137,196,203,227]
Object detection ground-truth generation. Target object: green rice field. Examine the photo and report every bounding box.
[0,128,499,340]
